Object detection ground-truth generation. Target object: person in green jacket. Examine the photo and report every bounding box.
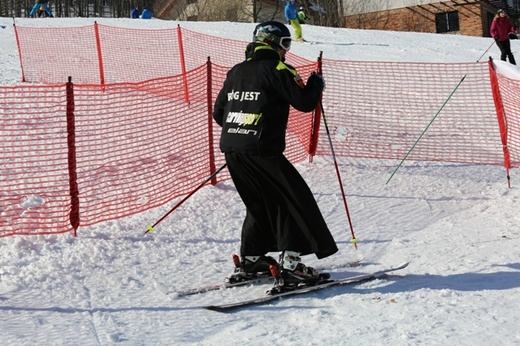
[298,6,309,24]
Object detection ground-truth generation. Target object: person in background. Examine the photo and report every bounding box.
[141,7,152,19]
[298,6,309,24]
[490,8,517,65]
[29,0,53,18]
[285,0,303,42]
[212,21,337,291]
[131,7,141,19]
[37,4,47,17]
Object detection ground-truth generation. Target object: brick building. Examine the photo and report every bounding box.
[341,0,520,37]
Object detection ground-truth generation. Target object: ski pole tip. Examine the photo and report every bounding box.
[146,225,155,234]
[351,238,358,244]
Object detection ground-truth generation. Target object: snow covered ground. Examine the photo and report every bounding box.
[1,17,520,345]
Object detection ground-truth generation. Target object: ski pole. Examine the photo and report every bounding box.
[319,99,358,249]
[145,163,227,235]
[386,75,466,185]
[476,40,495,62]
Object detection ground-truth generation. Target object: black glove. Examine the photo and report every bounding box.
[308,73,325,92]
[494,36,499,42]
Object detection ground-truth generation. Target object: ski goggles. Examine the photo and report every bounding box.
[279,36,292,51]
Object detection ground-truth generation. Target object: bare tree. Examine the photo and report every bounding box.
[242,0,262,23]
[240,0,284,23]
[312,0,341,27]
[2,0,30,17]
[196,0,243,21]
[162,0,254,22]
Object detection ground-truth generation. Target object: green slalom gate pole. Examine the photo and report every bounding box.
[386,75,466,185]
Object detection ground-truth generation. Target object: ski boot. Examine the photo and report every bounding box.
[226,254,278,284]
[267,251,330,295]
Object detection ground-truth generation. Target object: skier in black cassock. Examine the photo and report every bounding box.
[213,21,338,288]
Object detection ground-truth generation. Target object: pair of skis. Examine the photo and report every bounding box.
[174,261,409,312]
[175,256,363,297]
[206,262,409,312]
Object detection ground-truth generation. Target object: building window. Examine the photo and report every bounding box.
[436,11,459,33]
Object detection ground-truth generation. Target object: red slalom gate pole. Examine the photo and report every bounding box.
[145,163,227,235]
[319,99,358,249]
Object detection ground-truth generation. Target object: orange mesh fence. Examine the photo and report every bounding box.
[317,60,504,166]
[286,63,321,163]
[0,61,315,237]
[0,70,224,237]
[15,25,102,84]
[2,24,520,238]
[0,84,73,236]
[15,24,312,84]
[492,71,520,167]
[74,67,218,227]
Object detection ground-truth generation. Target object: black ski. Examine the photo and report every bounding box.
[205,262,409,312]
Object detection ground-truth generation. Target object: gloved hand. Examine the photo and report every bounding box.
[308,73,325,92]
[494,36,499,42]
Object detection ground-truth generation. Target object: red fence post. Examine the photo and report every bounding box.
[309,53,323,162]
[94,22,105,87]
[206,57,218,185]
[13,24,26,82]
[177,25,190,103]
[66,77,80,236]
[488,58,512,186]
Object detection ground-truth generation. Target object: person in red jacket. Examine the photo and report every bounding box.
[490,8,517,65]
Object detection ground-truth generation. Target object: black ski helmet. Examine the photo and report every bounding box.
[253,21,292,51]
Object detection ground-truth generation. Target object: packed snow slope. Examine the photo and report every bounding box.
[1,17,520,346]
